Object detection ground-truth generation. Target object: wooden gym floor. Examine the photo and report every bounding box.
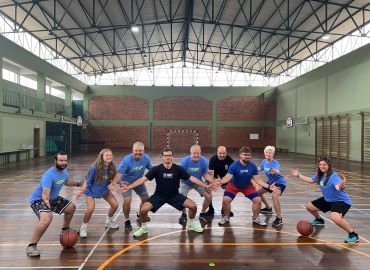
[1,150,370,270]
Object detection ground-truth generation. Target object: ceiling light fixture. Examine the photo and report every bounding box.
[131,25,139,33]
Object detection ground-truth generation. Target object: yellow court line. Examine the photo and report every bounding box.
[97,227,370,269]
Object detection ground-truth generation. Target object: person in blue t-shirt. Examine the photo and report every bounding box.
[291,157,359,243]
[178,145,215,224]
[111,142,152,231]
[258,146,287,227]
[76,149,119,238]
[217,147,278,227]
[26,152,81,257]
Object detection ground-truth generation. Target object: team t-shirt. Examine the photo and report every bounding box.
[228,161,259,188]
[145,163,191,196]
[259,159,287,186]
[117,154,152,183]
[180,155,208,186]
[29,167,68,204]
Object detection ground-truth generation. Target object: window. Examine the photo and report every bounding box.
[2,68,18,83]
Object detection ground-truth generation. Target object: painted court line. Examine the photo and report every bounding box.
[77,209,122,270]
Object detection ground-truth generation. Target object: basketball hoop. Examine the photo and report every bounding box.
[286,116,294,128]
[76,116,83,127]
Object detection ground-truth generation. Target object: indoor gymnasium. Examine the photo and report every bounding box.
[0,1,370,269]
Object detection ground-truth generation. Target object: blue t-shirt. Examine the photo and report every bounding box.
[312,172,352,205]
[117,154,152,183]
[29,167,68,204]
[228,161,258,188]
[84,166,110,198]
[180,155,208,186]
[259,159,287,186]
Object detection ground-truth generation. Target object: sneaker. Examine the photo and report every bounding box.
[199,213,209,222]
[133,226,148,237]
[105,220,119,229]
[311,218,325,226]
[125,220,133,231]
[80,225,87,238]
[260,207,273,214]
[186,222,204,233]
[344,233,360,243]
[221,209,234,217]
[218,216,230,226]
[253,217,267,226]
[272,217,283,227]
[205,209,214,218]
[26,245,40,257]
[178,213,187,224]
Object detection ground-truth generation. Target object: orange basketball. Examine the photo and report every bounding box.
[296,220,313,236]
[60,229,79,248]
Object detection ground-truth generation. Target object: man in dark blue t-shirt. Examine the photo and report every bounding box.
[115,147,215,237]
[217,147,278,227]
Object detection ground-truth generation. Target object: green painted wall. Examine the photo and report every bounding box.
[276,42,370,161]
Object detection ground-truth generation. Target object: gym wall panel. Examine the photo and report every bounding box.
[328,60,370,114]
[1,115,45,158]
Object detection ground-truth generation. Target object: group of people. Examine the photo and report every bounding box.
[26,143,360,257]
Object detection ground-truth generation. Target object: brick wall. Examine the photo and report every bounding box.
[216,127,276,149]
[89,96,148,120]
[88,126,148,148]
[154,96,212,120]
[217,96,276,121]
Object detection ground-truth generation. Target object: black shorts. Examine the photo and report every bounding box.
[262,184,286,194]
[311,197,351,216]
[30,196,71,218]
[149,193,187,213]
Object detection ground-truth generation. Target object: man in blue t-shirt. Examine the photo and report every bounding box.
[112,142,152,231]
[26,152,81,257]
[217,147,278,227]
[178,145,214,224]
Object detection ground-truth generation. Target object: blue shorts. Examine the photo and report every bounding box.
[122,183,149,199]
[262,184,286,195]
[149,193,187,213]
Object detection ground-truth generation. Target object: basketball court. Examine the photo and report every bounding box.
[1,150,370,270]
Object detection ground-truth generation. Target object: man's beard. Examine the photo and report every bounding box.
[56,164,67,170]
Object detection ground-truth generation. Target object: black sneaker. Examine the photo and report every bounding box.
[199,213,209,222]
[272,217,283,227]
[205,209,214,218]
[260,207,273,214]
[221,209,234,217]
[178,213,187,224]
[125,220,132,231]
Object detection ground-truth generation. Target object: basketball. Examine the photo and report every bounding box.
[296,220,313,236]
[60,229,79,248]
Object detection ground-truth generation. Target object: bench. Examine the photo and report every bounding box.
[0,149,30,166]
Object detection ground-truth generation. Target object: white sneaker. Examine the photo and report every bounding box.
[253,217,267,226]
[218,216,230,226]
[80,225,87,238]
[26,245,40,257]
[105,220,119,229]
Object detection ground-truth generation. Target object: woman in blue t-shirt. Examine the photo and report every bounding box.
[291,157,359,243]
[258,146,287,227]
[76,149,119,237]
